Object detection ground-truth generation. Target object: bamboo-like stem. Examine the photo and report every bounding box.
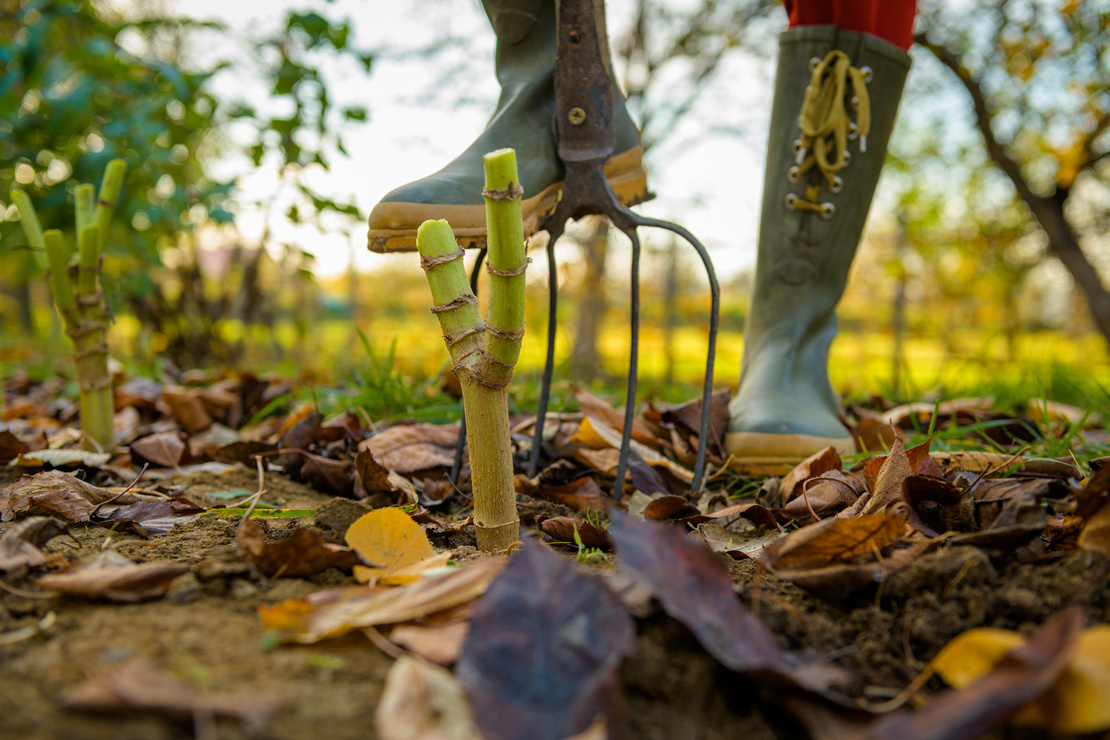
[73,223,113,453]
[11,190,47,271]
[92,159,126,237]
[418,211,522,553]
[21,159,125,454]
[483,148,527,380]
[75,184,95,234]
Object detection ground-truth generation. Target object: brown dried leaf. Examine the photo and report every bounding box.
[59,657,276,732]
[1,470,164,523]
[778,446,843,507]
[389,621,470,666]
[643,494,701,522]
[659,388,731,458]
[162,385,213,433]
[37,550,188,602]
[95,497,205,537]
[365,424,460,473]
[355,446,418,503]
[0,430,31,463]
[608,512,837,689]
[237,519,364,578]
[765,514,905,571]
[0,516,66,577]
[536,516,612,550]
[259,558,507,644]
[129,432,186,468]
[532,476,608,511]
[456,541,635,740]
[287,450,355,496]
[375,655,482,740]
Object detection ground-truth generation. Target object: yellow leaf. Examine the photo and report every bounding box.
[346,508,437,584]
[933,626,1110,734]
[932,627,1026,688]
[1014,626,1110,734]
[570,417,611,449]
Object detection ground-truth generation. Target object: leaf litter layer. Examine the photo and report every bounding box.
[1,370,1110,739]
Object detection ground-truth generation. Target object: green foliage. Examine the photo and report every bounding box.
[0,1,233,305]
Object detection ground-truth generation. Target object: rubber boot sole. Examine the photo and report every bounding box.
[367,146,649,253]
[724,430,856,475]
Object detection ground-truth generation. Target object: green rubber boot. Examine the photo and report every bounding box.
[367,0,647,253]
[725,26,911,468]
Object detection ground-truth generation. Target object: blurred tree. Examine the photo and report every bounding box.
[914,0,1110,346]
[0,0,231,334]
[0,0,374,365]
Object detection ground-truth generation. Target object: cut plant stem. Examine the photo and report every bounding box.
[415,148,527,553]
[15,159,125,453]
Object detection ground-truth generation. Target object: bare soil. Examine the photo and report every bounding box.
[1,466,1106,739]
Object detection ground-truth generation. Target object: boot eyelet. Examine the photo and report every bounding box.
[787,166,801,183]
[860,66,873,83]
[848,122,859,140]
[830,176,843,193]
[819,203,836,219]
[850,96,859,110]
[809,57,821,72]
[785,193,799,211]
[842,150,852,166]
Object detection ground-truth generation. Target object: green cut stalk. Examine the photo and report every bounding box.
[415,149,526,553]
[75,184,95,234]
[11,190,48,271]
[14,159,125,454]
[72,223,114,453]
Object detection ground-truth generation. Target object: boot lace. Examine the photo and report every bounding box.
[786,50,872,219]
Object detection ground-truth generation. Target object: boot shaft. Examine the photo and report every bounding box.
[753,26,910,311]
[483,0,557,85]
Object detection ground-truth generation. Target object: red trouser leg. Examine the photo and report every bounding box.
[784,0,917,50]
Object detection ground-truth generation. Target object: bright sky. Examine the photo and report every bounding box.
[176,0,789,280]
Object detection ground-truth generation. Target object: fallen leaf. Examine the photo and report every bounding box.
[456,541,634,740]
[237,519,364,578]
[162,385,214,433]
[0,430,31,463]
[659,388,731,458]
[389,621,470,666]
[10,449,111,469]
[129,432,187,468]
[931,621,1110,735]
[573,388,660,448]
[778,446,843,507]
[37,550,188,602]
[882,398,994,428]
[59,657,276,732]
[1078,501,1110,556]
[1,470,165,523]
[532,476,608,511]
[375,655,483,740]
[536,515,612,550]
[607,511,838,690]
[870,607,1083,740]
[0,516,66,577]
[346,508,440,584]
[260,558,506,644]
[94,497,205,538]
[365,424,460,473]
[355,446,418,503]
[643,494,701,522]
[570,416,693,482]
[767,515,905,571]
